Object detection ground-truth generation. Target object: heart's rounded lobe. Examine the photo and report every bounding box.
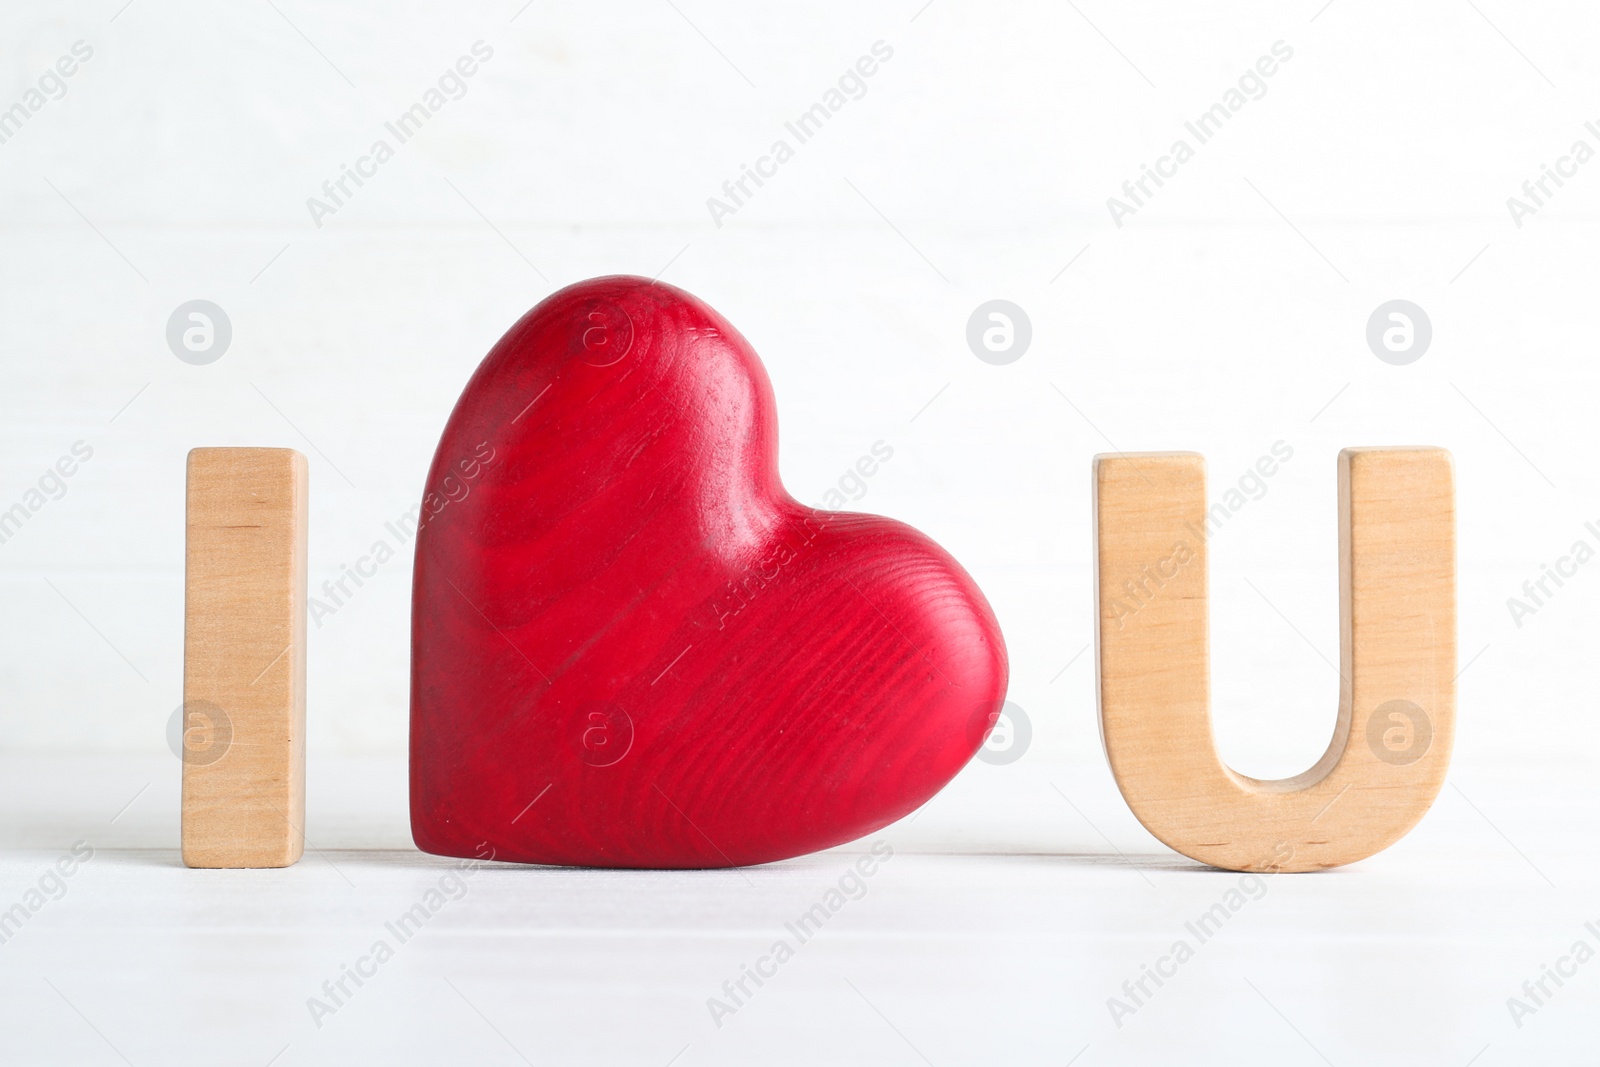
[411,276,1007,867]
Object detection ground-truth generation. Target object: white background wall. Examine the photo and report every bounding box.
[1,0,1593,783]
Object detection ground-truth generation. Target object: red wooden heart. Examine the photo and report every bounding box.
[410,276,1008,868]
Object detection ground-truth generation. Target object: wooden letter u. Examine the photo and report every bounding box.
[1094,447,1455,872]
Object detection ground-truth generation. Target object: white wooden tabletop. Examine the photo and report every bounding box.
[0,752,1589,1066]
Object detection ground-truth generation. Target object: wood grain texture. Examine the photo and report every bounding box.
[1094,447,1455,873]
[411,276,1008,869]
[182,447,307,869]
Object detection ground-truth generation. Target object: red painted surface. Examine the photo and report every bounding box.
[411,276,1008,868]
